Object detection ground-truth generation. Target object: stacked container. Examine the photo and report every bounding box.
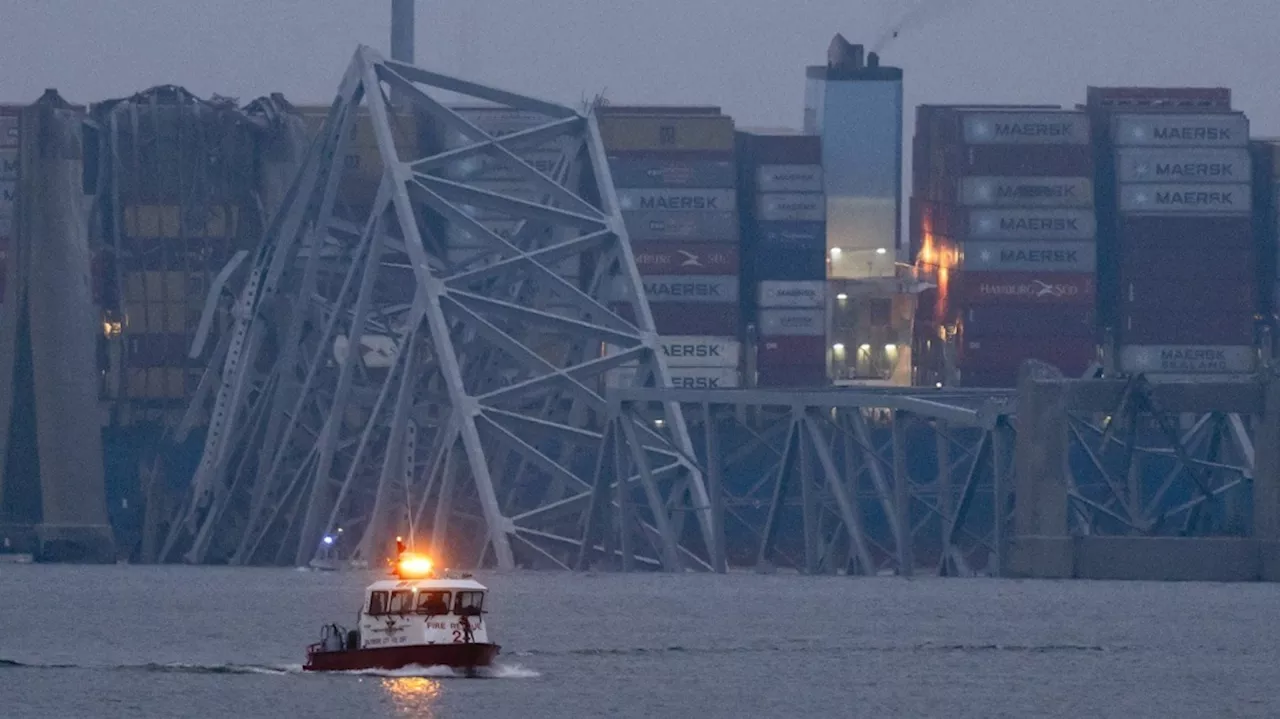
[0,105,15,305]
[736,130,828,387]
[600,107,742,389]
[910,106,1097,387]
[1088,87,1258,378]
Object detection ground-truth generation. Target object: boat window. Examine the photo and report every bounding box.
[415,591,451,615]
[454,591,484,616]
[368,591,388,615]
[387,589,415,615]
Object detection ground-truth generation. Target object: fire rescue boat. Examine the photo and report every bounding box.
[303,547,500,674]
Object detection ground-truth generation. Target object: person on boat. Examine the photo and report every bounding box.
[458,614,474,644]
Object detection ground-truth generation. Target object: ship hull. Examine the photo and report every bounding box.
[303,642,500,673]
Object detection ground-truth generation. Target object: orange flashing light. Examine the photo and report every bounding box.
[397,552,434,578]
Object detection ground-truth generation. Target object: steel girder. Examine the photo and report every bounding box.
[592,387,1017,576]
[157,46,714,570]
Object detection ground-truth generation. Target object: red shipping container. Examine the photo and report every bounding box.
[1119,215,1253,250]
[631,241,739,275]
[1119,245,1255,281]
[758,335,827,367]
[609,302,739,336]
[954,144,1094,177]
[757,363,828,388]
[1122,311,1254,345]
[957,272,1094,305]
[1120,274,1254,313]
[963,304,1095,339]
[958,335,1096,375]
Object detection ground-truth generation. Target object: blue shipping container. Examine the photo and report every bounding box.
[755,221,826,250]
[752,244,826,281]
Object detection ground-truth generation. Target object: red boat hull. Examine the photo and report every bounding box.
[303,643,501,673]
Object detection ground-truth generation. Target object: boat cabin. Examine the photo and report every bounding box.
[355,576,491,650]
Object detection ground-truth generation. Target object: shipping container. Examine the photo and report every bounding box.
[1118,215,1254,249]
[445,151,564,182]
[609,302,740,336]
[755,221,826,250]
[756,193,825,223]
[963,305,1094,338]
[1087,86,1231,110]
[0,107,17,147]
[736,132,822,165]
[1118,245,1255,280]
[0,149,16,181]
[1115,148,1252,184]
[631,241,739,275]
[958,335,1095,375]
[1117,182,1251,215]
[967,208,1097,240]
[1111,113,1248,148]
[960,240,1097,272]
[750,244,826,281]
[959,145,1095,177]
[451,106,556,136]
[957,176,1093,208]
[1117,345,1255,374]
[1121,274,1253,312]
[757,280,825,308]
[755,165,824,193]
[758,308,826,337]
[959,111,1090,145]
[616,188,736,213]
[606,365,741,389]
[604,335,741,367]
[957,272,1095,305]
[622,210,738,241]
[622,275,739,304]
[598,114,735,153]
[606,153,736,189]
[757,335,828,366]
[1122,311,1253,345]
[756,363,829,388]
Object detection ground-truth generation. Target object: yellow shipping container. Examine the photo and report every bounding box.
[598,115,734,153]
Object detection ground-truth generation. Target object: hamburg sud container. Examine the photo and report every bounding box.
[1107,105,1257,376]
[735,131,827,387]
[600,106,742,387]
[916,106,1097,386]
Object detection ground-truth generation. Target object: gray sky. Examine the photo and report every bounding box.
[3,0,1278,134]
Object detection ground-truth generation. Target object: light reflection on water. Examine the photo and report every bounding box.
[382,676,444,716]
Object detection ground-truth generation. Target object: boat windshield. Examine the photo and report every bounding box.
[454,590,484,616]
[415,591,450,615]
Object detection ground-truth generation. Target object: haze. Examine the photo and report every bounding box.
[1,0,1276,133]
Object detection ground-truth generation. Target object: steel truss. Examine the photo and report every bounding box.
[587,388,1018,576]
[156,46,715,569]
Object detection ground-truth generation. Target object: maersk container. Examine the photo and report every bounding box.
[758,308,826,337]
[632,275,740,304]
[967,208,1097,241]
[606,153,736,189]
[755,221,826,250]
[616,188,736,213]
[632,241,739,275]
[1110,113,1249,148]
[604,335,741,368]
[598,113,735,153]
[606,365,741,390]
[956,272,1095,305]
[622,210,738,241]
[609,301,741,336]
[961,241,1097,273]
[1117,183,1251,215]
[1114,147,1252,184]
[757,280,825,308]
[957,176,1093,208]
[959,111,1090,145]
[756,193,825,223]
[958,145,1095,178]
[1117,345,1255,375]
[755,165,824,193]
[750,244,826,282]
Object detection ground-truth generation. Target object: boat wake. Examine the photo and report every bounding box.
[0,658,539,679]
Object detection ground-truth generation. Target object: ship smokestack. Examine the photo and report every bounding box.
[827,34,865,71]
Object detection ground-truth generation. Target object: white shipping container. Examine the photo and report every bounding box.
[958,176,1093,208]
[1118,183,1251,215]
[1119,345,1255,374]
[1111,113,1248,148]
[606,366,741,390]
[960,111,1090,145]
[616,188,736,213]
[756,193,826,222]
[636,275,739,304]
[758,308,825,337]
[757,280,825,308]
[1114,148,1251,184]
[605,336,741,368]
[755,164,824,193]
[967,208,1096,240]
